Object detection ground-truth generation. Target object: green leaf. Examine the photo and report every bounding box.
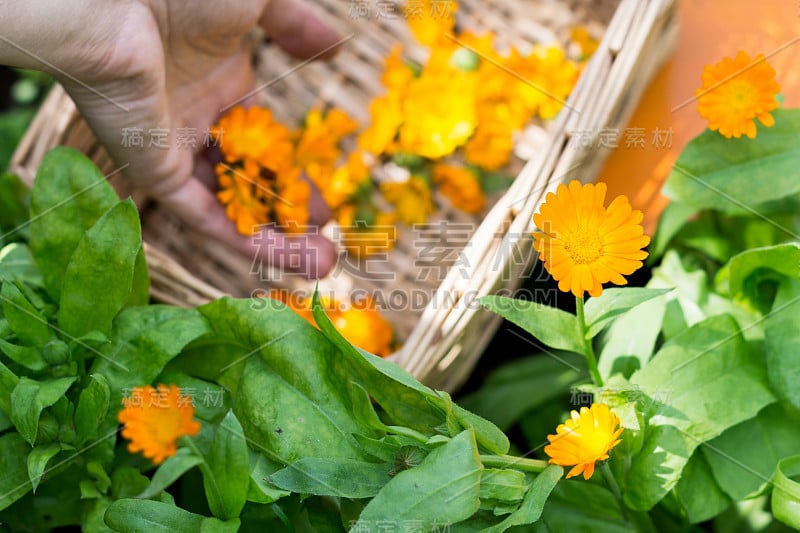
[540,480,631,532]
[725,243,800,298]
[200,517,241,533]
[29,147,120,301]
[625,314,775,510]
[477,469,526,503]
[10,376,76,445]
[127,247,150,307]
[450,403,510,455]
[1,281,53,347]
[90,306,211,404]
[57,200,142,339]
[247,452,290,504]
[0,433,33,510]
[74,374,111,444]
[703,403,800,501]
[104,499,206,533]
[269,457,392,498]
[0,173,31,240]
[0,338,46,371]
[662,108,800,213]
[772,455,800,529]
[479,296,584,354]
[137,448,203,500]
[673,451,731,523]
[201,410,250,520]
[27,442,61,492]
[764,278,800,409]
[482,465,563,532]
[459,353,585,431]
[598,293,666,380]
[584,288,672,339]
[0,359,19,416]
[649,201,698,260]
[0,243,43,287]
[354,429,482,527]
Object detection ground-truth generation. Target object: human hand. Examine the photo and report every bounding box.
[0,0,341,278]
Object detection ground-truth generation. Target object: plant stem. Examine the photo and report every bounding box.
[600,462,633,526]
[575,295,603,386]
[480,454,548,473]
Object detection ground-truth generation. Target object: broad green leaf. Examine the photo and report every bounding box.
[662,108,800,213]
[451,403,510,455]
[1,281,53,347]
[0,433,32,510]
[200,517,241,533]
[584,288,672,339]
[0,338,46,371]
[247,452,290,504]
[74,374,111,444]
[201,410,249,520]
[58,200,142,338]
[764,278,800,409]
[772,455,800,529]
[674,451,731,523]
[127,246,150,307]
[10,376,76,445]
[540,480,630,533]
[725,243,800,298]
[104,499,206,533]
[482,465,563,533]
[354,429,482,527]
[309,292,446,432]
[477,469,526,503]
[90,306,211,404]
[625,314,775,510]
[598,294,666,380]
[479,296,584,354]
[269,457,393,498]
[0,360,19,415]
[137,448,203,500]
[29,147,119,301]
[0,173,30,241]
[0,243,43,287]
[703,404,800,501]
[27,442,61,492]
[459,353,585,431]
[650,201,698,260]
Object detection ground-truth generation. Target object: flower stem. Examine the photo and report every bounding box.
[600,462,636,528]
[480,454,548,473]
[575,295,603,386]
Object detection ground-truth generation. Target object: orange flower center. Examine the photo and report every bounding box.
[561,226,602,265]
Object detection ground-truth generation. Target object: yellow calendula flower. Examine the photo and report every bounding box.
[211,106,294,173]
[358,92,405,155]
[570,26,600,58]
[118,384,201,465]
[532,180,650,298]
[398,71,477,159]
[337,205,397,258]
[508,47,580,120]
[433,164,485,214]
[278,294,394,357]
[381,176,436,225]
[545,403,623,480]
[404,0,457,47]
[382,44,415,94]
[215,159,270,235]
[274,177,311,232]
[324,151,371,210]
[295,108,358,171]
[696,51,780,139]
[464,120,515,171]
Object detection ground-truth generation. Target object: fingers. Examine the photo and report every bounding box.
[259,0,342,59]
[157,177,338,279]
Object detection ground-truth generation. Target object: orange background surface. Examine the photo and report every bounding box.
[597,0,800,235]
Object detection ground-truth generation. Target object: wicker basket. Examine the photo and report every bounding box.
[10,0,677,392]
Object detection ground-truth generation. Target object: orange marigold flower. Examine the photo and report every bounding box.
[274,178,311,232]
[404,0,457,47]
[118,384,201,465]
[433,164,485,214]
[381,176,436,225]
[382,44,415,93]
[358,92,404,155]
[570,26,599,58]
[324,151,371,210]
[696,51,780,139]
[532,180,650,298]
[545,403,623,480]
[215,160,270,235]
[464,120,515,171]
[295,108,358,171]
[211,106,294,173]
